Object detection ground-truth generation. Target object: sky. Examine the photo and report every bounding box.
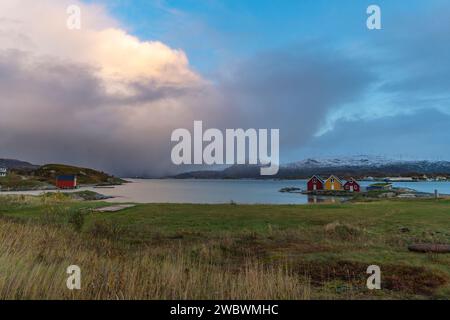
[0,0,449,176]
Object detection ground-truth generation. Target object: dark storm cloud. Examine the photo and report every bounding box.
[0,50,203,176]
[0,50,105,110]
[0,49,197,110]
[216,45,375,151]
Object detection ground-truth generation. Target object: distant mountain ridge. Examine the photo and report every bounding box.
[172,155,450,179]
[0,158,38,170]
[286,155,405,169]
[285,155,450,171]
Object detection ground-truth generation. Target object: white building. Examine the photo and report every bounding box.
[385,177,414,182]
[0,168,7,177]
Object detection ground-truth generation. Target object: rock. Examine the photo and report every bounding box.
[408,243,450,253]
[397,193,416,198]
[279,187,302,193]
[69,191,113,201]
[94,204,136,212]
[378,192,396,198]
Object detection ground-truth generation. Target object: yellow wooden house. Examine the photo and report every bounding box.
[324,175,343,191]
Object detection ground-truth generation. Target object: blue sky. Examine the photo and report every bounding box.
[84,0,433,73]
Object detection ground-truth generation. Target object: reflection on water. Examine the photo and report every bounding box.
[96,179,311,204]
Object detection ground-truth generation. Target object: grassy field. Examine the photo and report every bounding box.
[0,194,449,299]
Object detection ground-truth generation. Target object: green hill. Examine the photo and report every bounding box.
[34,164,125,185]
[0,163,125,191]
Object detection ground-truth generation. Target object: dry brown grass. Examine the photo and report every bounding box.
[0,218,311,300]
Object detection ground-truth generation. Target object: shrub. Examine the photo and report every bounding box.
[324,221,363,241]
[87,219,124,240]
[39,204,67,225]
[67,209,85,232]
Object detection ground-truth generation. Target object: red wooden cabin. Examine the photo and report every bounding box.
[56,175,77,189]
[344,178,360,192]
[307,175,324,191]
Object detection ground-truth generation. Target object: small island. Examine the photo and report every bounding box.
[280,175,443,201]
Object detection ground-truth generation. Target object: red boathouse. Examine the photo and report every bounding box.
[344,178,360,192]
[307,175,324,191]
[56,175,77,189]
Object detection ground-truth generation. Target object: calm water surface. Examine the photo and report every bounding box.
[3,179,449,204]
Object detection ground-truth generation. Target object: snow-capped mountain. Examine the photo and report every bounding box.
[172,155,450,179]
[284,155,441,169]
[282,155,450,177]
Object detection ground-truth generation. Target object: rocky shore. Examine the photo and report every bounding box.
[279,186,443,201]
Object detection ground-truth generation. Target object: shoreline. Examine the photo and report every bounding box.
[0,182,125,193]
[2,179,450,205]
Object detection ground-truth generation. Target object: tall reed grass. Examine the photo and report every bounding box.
[0,218,311,299]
